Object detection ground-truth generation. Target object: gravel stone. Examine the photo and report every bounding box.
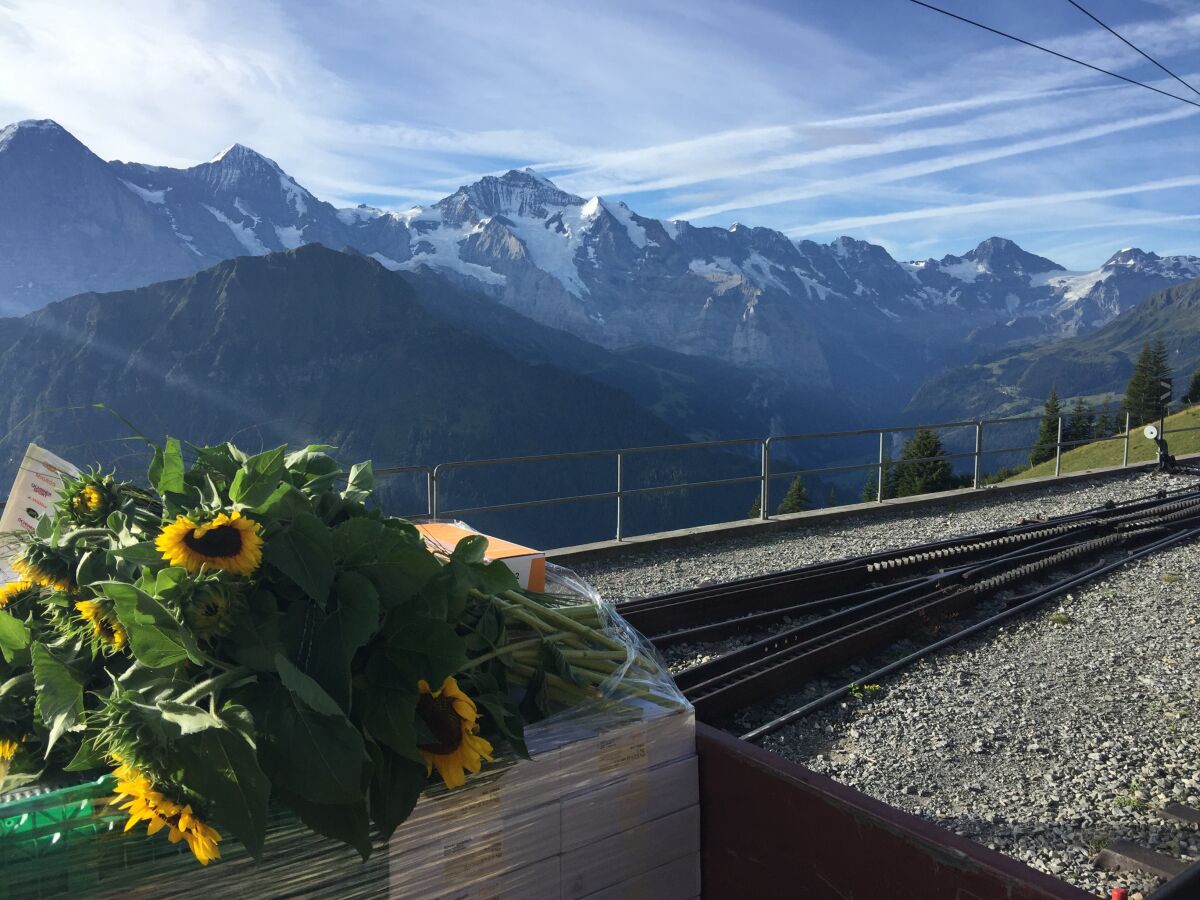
[582,469,1200,897]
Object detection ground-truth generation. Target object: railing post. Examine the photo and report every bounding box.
[1122,411,1131,467]
[615,452,624,541]
[425,469,434,517]
[760,441,770,520]
[973,421,984,489]
[430,467,440,519]
[876,431,885,502]
[1054,417,1063,477]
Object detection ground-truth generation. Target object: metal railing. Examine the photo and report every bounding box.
[377,409,1196,541]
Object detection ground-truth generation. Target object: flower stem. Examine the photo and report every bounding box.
[176,665,252,705]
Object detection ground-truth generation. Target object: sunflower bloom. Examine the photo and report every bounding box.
[13,557,72,593]
[0,739,17,762]
[186,585,232,638]
[0,580,34,610]
[110,759,222,865]
[76,599,127,650]
[156,511,263,576]
[70,484,104,515]
[417,676,494,789]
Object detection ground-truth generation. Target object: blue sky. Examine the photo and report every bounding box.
[1,0,1197,269]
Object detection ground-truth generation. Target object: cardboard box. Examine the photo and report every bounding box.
[388,801,562,899]
[579,852,702,900]
[560,805,702,900]
[416,522,546,592]
[560,755,699,852]
[429,854,561,900]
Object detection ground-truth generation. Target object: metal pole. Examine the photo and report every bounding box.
[972,421,984,489]
[1054,417,1063,477]
[1122,411,1131,467]
[615,452,624,540]
[760,441,770,520]
[876,431,885,502]
[425,470,434,517]
[430,469,440,518]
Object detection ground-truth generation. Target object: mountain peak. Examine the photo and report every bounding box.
[1104,247,1158,267]
[204,142,279,169]
[0,118,80,154]
[962,236,1064,274]
[435,168,583,225]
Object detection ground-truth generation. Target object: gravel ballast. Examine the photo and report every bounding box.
[579,470,1200,898]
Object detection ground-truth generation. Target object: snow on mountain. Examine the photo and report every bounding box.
[3,119,1197,415]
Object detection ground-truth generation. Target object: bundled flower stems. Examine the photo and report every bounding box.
[0,440,673,865]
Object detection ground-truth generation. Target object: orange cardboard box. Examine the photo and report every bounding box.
[416,523,546,593]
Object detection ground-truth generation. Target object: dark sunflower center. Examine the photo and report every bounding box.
[416,694,464,755]
[184,525,243,559]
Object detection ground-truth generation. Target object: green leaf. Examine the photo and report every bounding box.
[103,582,197,668]
[362,689,422,765]
[263,512,334,606]
[156,437,185,495]
[63,735,105,772]
[151,566,190,601]
[174,711,271,858]
[253,671,368,806]
[341,527,441,609]
[275,787,373,860]
[383,615,467,688]
[540,640,584,687]
[342,461,374,503]
[106,542,163,564]
[275,654,342,716]
[334,572,379,659]
[0,610,30,662]
[252,483,312,520]
[227,590,284,671]
[451,534,488,565]
[230,446,287,508]
[31,643,83,753]
[368,744,426,840]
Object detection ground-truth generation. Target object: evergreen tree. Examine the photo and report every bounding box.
[1187,368,1200,405]
[1065,397,1094,444]
[1095,403,1113,439]
[776,476,811,515]
[861,446,897,501]
[893,429,954,498]
[1124,339,1173,424]
[1029,387,1062,466]
[861,473,878,502]
[825,486,838,508]
[748,493,760,519]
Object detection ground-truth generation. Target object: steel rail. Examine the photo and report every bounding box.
[741,521,1200,741]
[660,494,1200,722]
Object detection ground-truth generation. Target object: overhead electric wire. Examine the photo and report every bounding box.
[1064,0,1200,101]
[908,0,1200,111]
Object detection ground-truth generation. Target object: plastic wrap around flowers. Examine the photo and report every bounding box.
[0,440,671,864]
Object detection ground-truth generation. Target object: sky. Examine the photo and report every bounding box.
[1,0,1198,269]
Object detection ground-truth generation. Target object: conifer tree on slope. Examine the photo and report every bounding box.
[1124,339,1172,425]
[893,429,953,497]
[1066,397,1094,444]
[1186,368,1200,405]
[776,476,811,514]
[1030,387,1062,466]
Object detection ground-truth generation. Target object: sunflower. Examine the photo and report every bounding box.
[70,484,104,516]
[109,758,222,865]
[416,676,494,789]
[76,599,127,651]
[184,585,233,639]
[13,555,72,593]
[0,739,17,762]
[155,511,263,576]
[0,580,35,610]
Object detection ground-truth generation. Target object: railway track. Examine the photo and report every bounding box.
[618,486,1200,737]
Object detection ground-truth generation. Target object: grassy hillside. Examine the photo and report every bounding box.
[1009,404,1200,480]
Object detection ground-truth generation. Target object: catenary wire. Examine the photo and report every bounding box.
[908,0,1200,110]
[1064,0,1200,100]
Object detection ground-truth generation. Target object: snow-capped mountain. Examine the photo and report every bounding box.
[2,119,1197,416]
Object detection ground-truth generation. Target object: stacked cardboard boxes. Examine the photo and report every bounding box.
[387,700,700,899]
